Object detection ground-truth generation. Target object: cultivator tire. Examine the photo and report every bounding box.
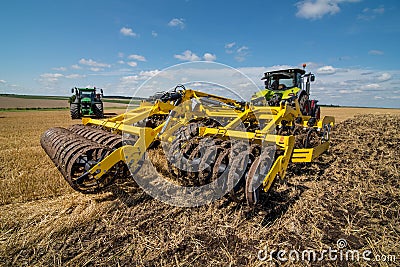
[40,126,136,193]
[70,103,80,119]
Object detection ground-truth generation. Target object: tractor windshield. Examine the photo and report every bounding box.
[266,73,295,90]
[80,92,95,99]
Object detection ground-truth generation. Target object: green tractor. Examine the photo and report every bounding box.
[69,87,104,119]
[251,66,320,119]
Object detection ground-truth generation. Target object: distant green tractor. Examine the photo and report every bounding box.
[70,87,104,119]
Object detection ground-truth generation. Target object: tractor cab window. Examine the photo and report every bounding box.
[80,92,95,99]
[267,73,295,90]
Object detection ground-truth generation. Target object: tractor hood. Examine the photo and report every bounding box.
[253,87,301,100]
[81,97,92,103]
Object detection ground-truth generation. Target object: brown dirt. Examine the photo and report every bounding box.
[322,106,400,122]
[0,110,399,266]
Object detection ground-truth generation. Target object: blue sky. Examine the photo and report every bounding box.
[0,0,399,108]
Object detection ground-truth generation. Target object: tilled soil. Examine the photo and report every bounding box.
[0,114,399,266]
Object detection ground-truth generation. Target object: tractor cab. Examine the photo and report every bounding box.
[263,68,305,91]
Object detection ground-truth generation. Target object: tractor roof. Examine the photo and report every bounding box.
[77,87,96,91]
[261,68,306,80]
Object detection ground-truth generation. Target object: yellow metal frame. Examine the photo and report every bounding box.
[81,89,334,193]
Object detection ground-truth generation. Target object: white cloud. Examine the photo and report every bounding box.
[168,18,185,29]
[235,46,250,62]
[128,54,146,61]
[71,64,82,70]
[127,61,138,67]
[225,42,236,49]
[0,79,6,83]
[39,73,64,82]
[365,83,380,89]
[377,73,391,82]
[174,50,200,61]
[152,31,158,37]
[79,58,111,68]
[40,73,64,79]
[117,60,125,64]
[118,52,124,58]
[317,65,336,75]
[296,0,360,20]
[139,70,161,78]
[358,6,385,20]
[90,67,103,72]
[237,46,249,53]
[65,74,85,79]
[368,50,384,56]
[52,67,67,71]
[120,75,140,86]
[120,27,137,37]
[203,53,217,61]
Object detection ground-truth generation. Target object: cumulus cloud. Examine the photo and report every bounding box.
[377,73,391,82]
[365,83,381,89]
[71,64,82,70]
[52,67,67,71]
[368,50,384,55]
[120,70,161,86]
[174,50,200,61]
[120,75,140,85]
[128,54,146,61]
[90,67,103,72]
[120,27,137,37]
[317,65,336,75]
[0,79,6,83]
[139,70,161,78]
[65,74,85,79]
[296,0,361,20]
[235,46,250,62]
[152,31,158,37]
[39,73,64,82]
[168,18,185,29]
[225,42,236,49]
[127,61,138,67]
[79,58,111,68]
[40,73,64,79]
[203,53,217,61]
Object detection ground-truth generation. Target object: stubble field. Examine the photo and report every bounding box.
[0,108,399,266]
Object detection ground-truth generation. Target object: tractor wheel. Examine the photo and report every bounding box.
[313,105,321,120]
[70,103,80,119]
[298,93,309,116]
[94,103,104,118]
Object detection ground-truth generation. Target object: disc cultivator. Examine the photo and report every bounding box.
[41,86,334,206]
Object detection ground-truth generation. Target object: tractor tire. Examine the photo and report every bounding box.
[70,103,80,119]
[298,92,309,116]
[312,105,321,120]
[94,103,104,118]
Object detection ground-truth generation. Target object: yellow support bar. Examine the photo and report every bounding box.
[261,135,295,192]
[89,127,156,179]
[291,142,330,162]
